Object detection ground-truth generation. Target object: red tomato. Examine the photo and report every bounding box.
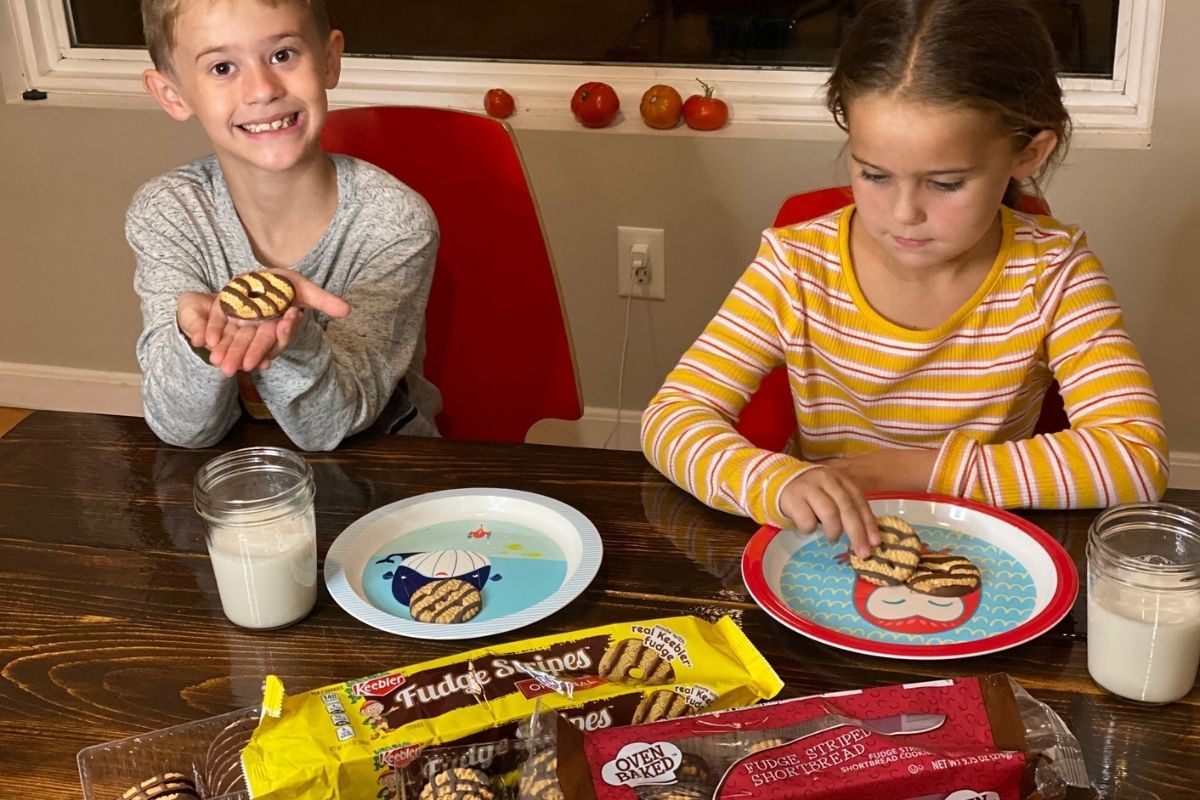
[639,84,683,130]
[571,82,620,128]
[683,79,729,131]
[484,88,515,119]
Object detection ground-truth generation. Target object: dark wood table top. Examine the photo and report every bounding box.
[1,411,1194,799]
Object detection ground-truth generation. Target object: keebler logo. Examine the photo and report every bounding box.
[381,744,423,767]
[353,673,406,698]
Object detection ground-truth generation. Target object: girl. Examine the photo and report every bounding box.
[641,0,1167,557]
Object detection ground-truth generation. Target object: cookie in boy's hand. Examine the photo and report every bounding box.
[906,553,982,596]
[848,515,922,586]
[409,579,483,624]
[218,270,296,320]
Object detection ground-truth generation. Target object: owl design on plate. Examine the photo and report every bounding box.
[376,549,503,606]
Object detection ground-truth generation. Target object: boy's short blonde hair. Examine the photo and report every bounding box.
[141,0,331,73]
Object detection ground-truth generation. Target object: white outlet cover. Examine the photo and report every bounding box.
[617,226,665,300]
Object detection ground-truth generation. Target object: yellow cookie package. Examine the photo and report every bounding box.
[242,615,783,800]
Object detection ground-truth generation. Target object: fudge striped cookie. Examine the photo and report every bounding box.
[907,553,982,596]
[203,715,255,797]
[518,748,563,800]
[743,737,785,755]
[218,270,296,320]
[598,638,674,684]
[409,579,483,624]
[420,767,495,800]
[121,773,200,800]
[675,753,710,784]
[848,515,922,586]
[636,783,709,800]
[632,689,693,725]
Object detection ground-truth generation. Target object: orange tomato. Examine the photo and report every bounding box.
[639,84,683,130]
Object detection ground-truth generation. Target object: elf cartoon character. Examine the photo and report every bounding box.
[376,770,398,800]
[361,700,389,738]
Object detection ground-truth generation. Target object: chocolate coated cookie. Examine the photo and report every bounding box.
[675,752,710,784]
[121,773,200,800]
[906,552,982,596]
[518,748,563,800]
[636,783,709,800]
[218,270,296,320]
[203,715,255,797]
[632,689,692,724]
[410,579,483,624]
[849,515,922,586]
[419,767,496,800]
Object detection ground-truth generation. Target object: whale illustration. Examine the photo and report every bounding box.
[376,549,503,606]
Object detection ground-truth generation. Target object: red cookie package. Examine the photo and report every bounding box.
[566,673,1093,800]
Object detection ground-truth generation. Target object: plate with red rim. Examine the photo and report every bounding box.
[741,492,1078,660]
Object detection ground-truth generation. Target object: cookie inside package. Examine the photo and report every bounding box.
[570,674,1094,800]
[241,615,782,800]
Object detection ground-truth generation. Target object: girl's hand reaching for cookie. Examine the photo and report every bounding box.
[204,269,351,376]
[779,468,881,558]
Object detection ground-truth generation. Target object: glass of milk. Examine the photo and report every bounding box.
[194,447,317,630]
[1087,503,1200,704]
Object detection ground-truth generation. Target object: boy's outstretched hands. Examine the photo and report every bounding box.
[176,268,351,377]
[779,467,881,558]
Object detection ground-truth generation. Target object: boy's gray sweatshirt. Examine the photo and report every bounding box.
[128,154,441,451]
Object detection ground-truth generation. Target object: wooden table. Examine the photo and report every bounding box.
[1,411,1194,799]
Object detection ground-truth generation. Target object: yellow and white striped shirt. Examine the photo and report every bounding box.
[641,206,1168,528]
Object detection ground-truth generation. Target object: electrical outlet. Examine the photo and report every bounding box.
[617,226,665,300]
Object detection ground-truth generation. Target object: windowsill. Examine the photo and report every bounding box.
[1,0,1164,149]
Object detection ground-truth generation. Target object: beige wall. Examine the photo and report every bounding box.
[2,4,1198,449]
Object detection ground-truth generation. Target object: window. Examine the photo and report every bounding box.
[67,0,1118,75]
[1,0,1164,145]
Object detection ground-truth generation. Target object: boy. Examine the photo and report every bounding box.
[129,0,441,450]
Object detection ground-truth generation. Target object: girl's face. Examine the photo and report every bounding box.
[844,93,1054,273]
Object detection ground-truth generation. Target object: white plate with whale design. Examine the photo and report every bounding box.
[325,488,603,639]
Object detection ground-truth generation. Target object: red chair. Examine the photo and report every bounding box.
[734,186,1067,451]
[320,107,582,443]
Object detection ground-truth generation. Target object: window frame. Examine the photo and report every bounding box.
[0,0,1164,147]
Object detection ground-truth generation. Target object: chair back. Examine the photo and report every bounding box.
[320,106,582,443]
[735,186,1066,450]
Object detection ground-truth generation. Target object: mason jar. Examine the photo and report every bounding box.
[194,447,317,630]
[1086,502,1200,704]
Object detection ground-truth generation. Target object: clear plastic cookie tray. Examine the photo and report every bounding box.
[77,706,256,800]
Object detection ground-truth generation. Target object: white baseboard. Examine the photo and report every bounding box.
[525,406,643,451]
[3,364,1198,491]
[0,361,142,416]
[1167,452,1200,493]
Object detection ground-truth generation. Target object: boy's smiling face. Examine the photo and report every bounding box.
[145,0,343,177]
